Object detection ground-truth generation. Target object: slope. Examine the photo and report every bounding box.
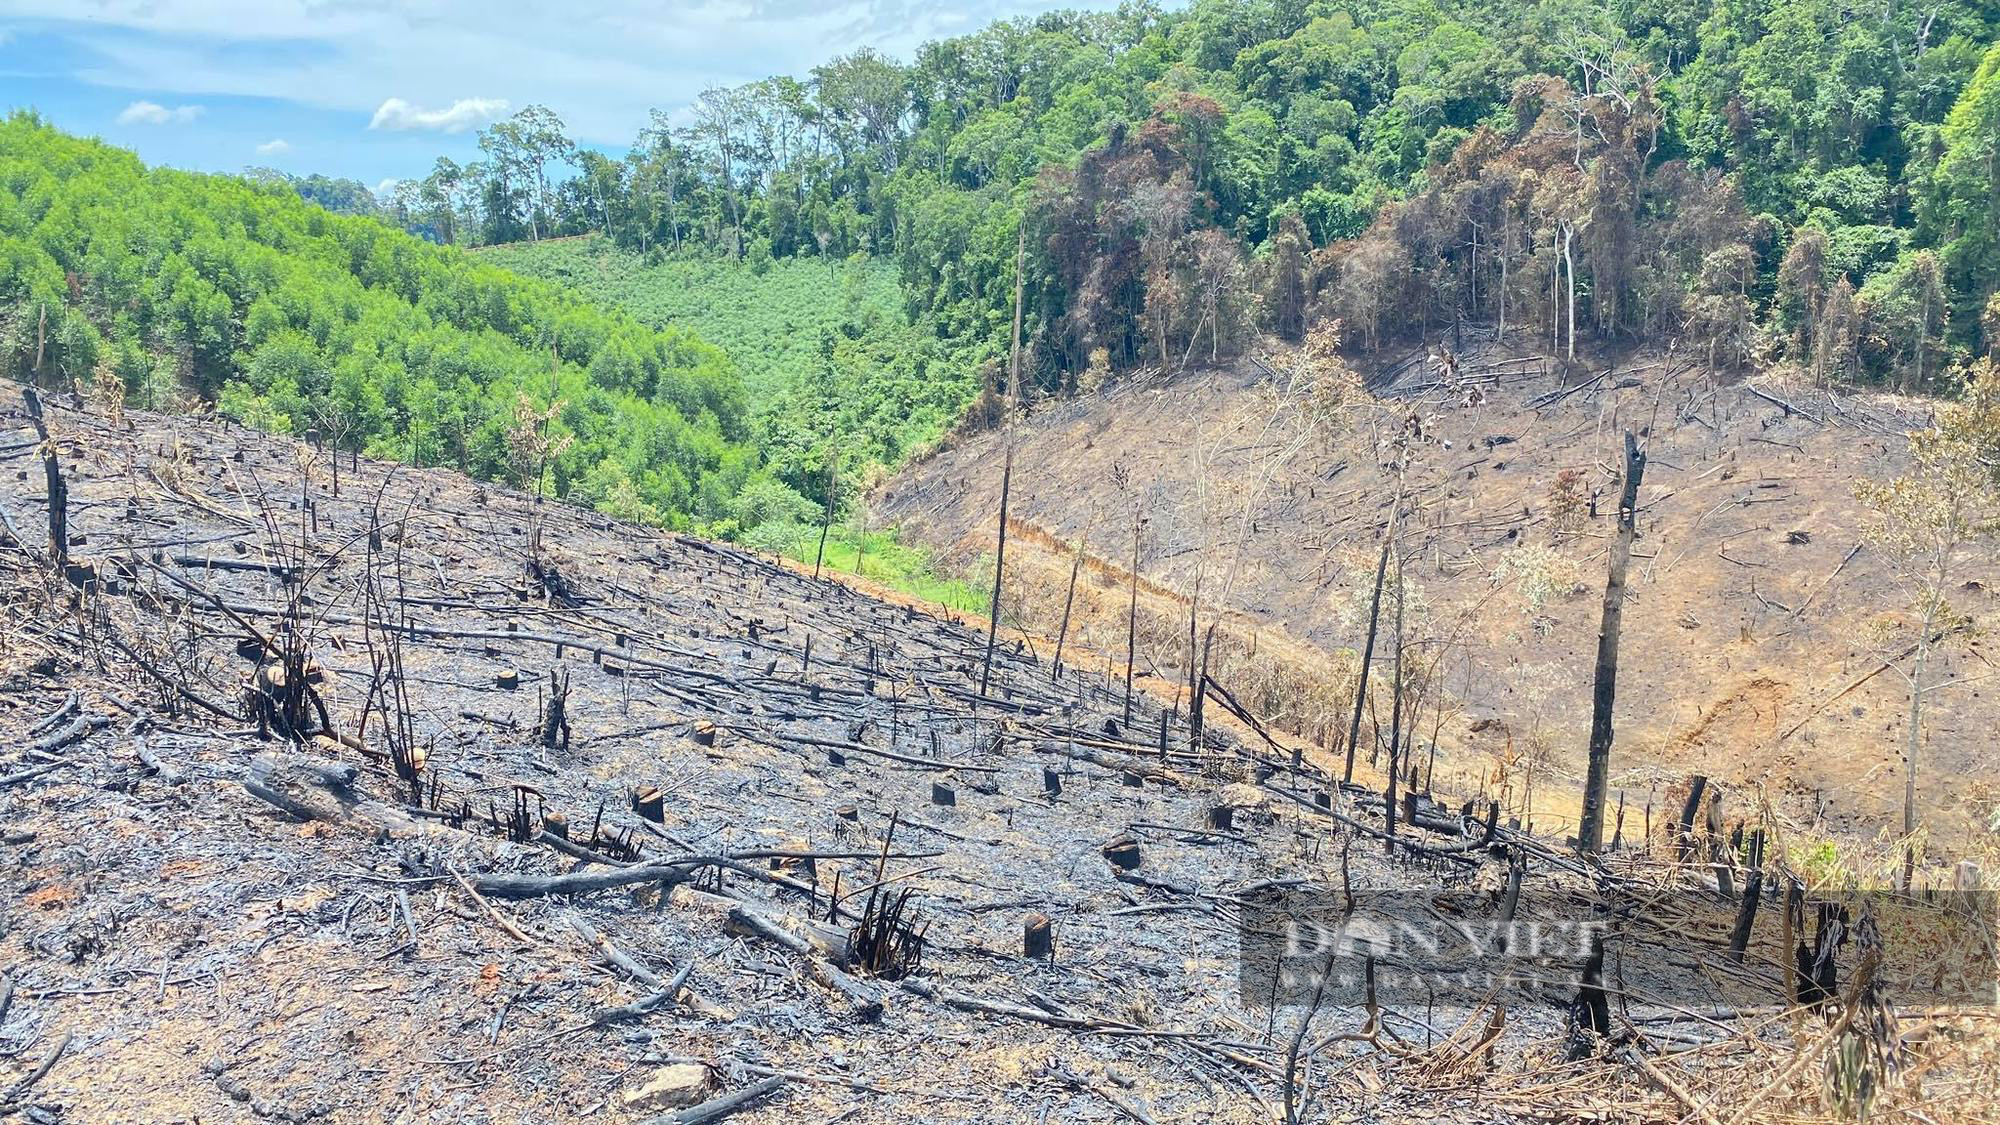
[11,381,2000,1124]
[0,114,764,531]
[474,235,989,493]
[876,339,2000,849]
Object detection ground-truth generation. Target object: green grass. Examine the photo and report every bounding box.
[476,236,904,399]
[744,520,990,616]
[475,236,987,490]
[477,235,992,615]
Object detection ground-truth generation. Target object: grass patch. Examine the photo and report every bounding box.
[745,520,988,615]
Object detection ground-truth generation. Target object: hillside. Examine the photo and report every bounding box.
[877,338,2000,849]
[366,1,1997,404]
[4,385,1995,1123]
[475,236,987,492]
[0,115,781,533]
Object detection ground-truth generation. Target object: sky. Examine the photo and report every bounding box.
[0,0,1127,190]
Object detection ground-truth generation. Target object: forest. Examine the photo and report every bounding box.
[359,0,1999,395]
[4,0,1999,545]
[0,114,794,534]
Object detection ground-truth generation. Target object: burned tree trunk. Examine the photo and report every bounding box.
[1727,829,1767,962]
[979,446,1013,698]
[1675,775,1709,861]
[1023,913,1053,960]
[1343,507,1398,784]
[1124,508,1140,727]
[540,667,572,751]
[1577,431,1645,854]
[813,451,838,581]
[22,388,65,569]
[1051,514,1092,682]
[1384,550,1406,845]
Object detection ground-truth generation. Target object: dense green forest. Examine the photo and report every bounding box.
[0,113,809,535]
[475,237,984,490]
[365,0,1998,393]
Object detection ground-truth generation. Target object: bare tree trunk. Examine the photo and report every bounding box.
[1124,507,1140,727]
[1008,225,1026,403]
[1384,548,1406,845]
[1903,595,1938,888]
[979,447,1013,698]
[1561,221,1577,360]
[23,388,64,569]
[1578,431,1646,854]
[813,453,838,581]
[1051,514,1093,681]
[1343,506,1399,784]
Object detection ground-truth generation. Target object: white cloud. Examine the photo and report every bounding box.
[373,178,400,196]
[116,99,203,125]
[368,97,509,134]
[255,138,291,155]
[28,1,1116,145]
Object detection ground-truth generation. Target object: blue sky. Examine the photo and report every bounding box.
[0,0,1126,190]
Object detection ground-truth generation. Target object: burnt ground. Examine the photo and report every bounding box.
[877,337,2000,848]
[1,385,1994,1123]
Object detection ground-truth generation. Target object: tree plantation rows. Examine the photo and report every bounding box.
[354,0,1997,392]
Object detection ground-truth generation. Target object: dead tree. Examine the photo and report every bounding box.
[1124,506,1141,726]
[1343,505,1399,784]
[1577,431,1645,854]
[1384,547,1407,846]
[978,445,1013,698]
[541,667,572,750]
[1050,512,1093,681]
[21,388,66,569]
[813,449,838,580]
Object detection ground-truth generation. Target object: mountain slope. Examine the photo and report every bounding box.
[475,236,986,492]
[6,385,1995,1124]
[0,114,767,530]
[877,339,2000,846]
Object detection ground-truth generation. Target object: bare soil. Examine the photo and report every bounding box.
[877,339,2000,849]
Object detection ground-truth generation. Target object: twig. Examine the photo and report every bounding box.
[449,867,539,945]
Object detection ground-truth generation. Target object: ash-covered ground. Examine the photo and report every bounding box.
[2,387,1990,1123]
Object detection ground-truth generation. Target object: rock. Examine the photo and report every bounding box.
[621,1063,714,1113]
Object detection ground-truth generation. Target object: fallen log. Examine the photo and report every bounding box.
[30,713,109,756]
[726,905,885,1021]
[472,860,700,900]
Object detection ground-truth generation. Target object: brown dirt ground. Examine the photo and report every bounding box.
[876,339,2000,851]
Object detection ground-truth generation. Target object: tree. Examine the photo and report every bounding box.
[1184,227,1250,363]
[1775,226,1828,371]
[1264,211,1309,341]
[1926,42,2000,347]
[419,157,464,245]
[1865,250,1950,392]
[1854,358,2000,885]
[1577,431,1645,855]
[511,105,574,241]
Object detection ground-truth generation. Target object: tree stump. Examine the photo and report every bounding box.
[1101,836,1141,870]
[632,786,664,823]
[1023,913,1054,960]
